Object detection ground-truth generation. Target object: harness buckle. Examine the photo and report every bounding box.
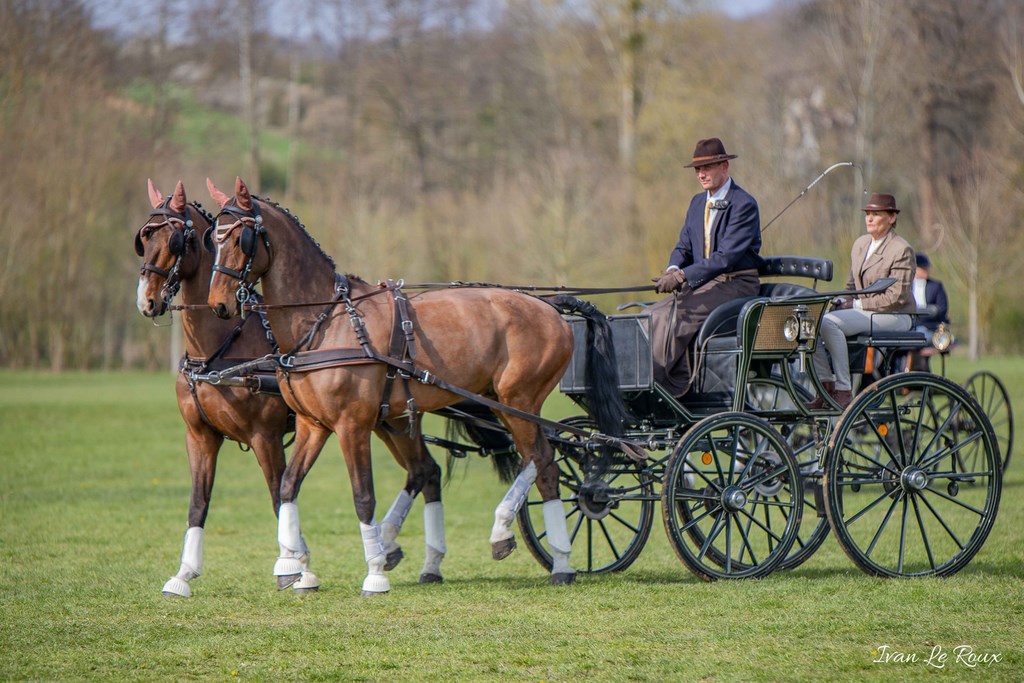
[279,354,295,369]
[401,320,414,334]
[419,370,433,385]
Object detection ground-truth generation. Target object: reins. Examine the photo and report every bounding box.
[237,282,655,312]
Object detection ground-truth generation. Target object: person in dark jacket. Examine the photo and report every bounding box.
[912,252,949,332]
[650,137,763,397]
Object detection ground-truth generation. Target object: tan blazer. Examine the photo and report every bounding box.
[845,230,916,313]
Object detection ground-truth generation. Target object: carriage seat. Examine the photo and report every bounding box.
[757,255,833,284]
[849,329,930,350]
[846,328,930,378]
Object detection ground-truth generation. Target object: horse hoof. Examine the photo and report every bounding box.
[276,574,301,591]
[491,537,517,561]
[360,589,390,598]
[418,572,444,584]
[384,547,404,571]
[292,571,320,594]
[550,572,577,586]
[162,576,191,598]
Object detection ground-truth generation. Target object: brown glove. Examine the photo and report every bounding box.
[653,269,687,294]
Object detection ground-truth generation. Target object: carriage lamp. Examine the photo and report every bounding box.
[932,323,954,352]
[783,305,813,343]
[783,305,814,372]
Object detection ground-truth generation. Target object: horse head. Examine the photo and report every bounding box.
[204,176,272,319]
[135,179,206,318]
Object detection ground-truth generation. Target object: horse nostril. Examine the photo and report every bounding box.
[213,303,229,319]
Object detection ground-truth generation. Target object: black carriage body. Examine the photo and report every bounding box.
[559,258,840,429]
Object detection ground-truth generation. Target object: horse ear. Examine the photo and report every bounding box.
[235,176,253,211]
[207,178,230,208]
[147,178,163,209]
[168,180,187,213]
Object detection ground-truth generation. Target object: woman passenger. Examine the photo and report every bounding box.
[807,193,915,409]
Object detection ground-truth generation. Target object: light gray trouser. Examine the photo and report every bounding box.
[812,309,911,391]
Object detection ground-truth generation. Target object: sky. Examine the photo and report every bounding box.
[721,0,778,18]
[91,0,783,41]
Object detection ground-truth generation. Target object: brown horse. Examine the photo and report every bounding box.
[204,177,626,594]
[135,179,318,596]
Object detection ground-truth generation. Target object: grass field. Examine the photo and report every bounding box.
[1,358,1022,681]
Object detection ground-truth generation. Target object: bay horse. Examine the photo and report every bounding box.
[204,177,627,594]
[135,179,319,596]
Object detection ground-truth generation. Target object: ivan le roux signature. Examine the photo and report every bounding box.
[872,644,1002,668]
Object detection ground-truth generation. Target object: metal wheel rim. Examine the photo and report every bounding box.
[824,374,1002,577]
[964,370,1013,473]
[662,412,802,580]
[517,417,655,574]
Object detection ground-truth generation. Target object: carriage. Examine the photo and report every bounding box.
[443,256,1010,581]
[138,178,1011,595]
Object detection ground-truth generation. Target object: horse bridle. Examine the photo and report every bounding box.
[204,198,272,308]
[135,200,207,306]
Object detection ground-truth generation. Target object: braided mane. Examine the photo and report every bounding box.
[254,194,337,272]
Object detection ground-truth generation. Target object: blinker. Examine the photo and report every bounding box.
[202,227,215,253]
[168,230,185,256]
[240,225,257,257]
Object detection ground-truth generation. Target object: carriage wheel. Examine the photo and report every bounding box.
[517,417,655,574]
[747,377,830,570]
[823,373,1002,578]
[661,412,802,581]
[964,371,1013,473]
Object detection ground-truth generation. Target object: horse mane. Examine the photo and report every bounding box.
[253,194,337,273]
[188,201,214,225]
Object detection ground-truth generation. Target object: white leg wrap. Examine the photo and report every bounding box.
[274,502,309,577]
[381,489,413,552]
[422,501,446,575]
[361,521,390,594]
[542,500,575,575]
[490,462,536,544]
[423,501,447,555]
[179,526,204,577]
[162,527,204,597]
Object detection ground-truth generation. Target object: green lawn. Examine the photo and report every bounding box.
[1,359,1021,681]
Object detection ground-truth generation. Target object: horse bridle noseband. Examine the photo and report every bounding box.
[136,200,206,305]
[205,199,271,307]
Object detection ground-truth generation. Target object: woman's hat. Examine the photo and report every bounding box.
[684,137,738,168]
[863,192,900,213]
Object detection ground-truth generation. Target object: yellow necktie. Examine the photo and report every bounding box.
[703,200,713,258]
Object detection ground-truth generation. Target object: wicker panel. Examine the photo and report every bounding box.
[752,301,826,352]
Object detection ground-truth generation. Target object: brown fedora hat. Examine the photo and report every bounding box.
[863,192,900,213]
[684,137,738,168]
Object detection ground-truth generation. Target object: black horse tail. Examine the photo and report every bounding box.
[442,401,521,485]
[545,294,628,442]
